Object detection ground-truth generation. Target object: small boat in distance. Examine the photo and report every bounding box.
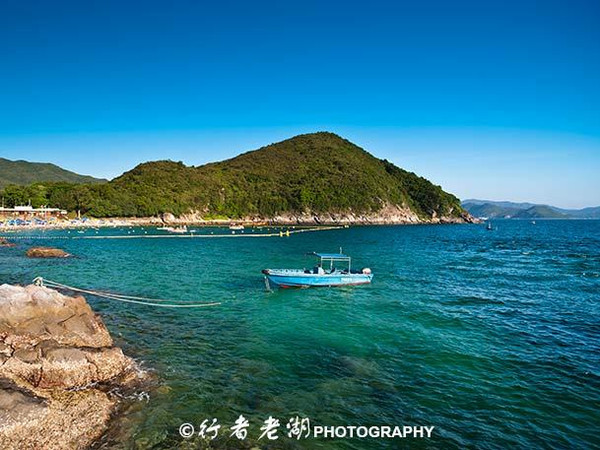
[229,224,245,230]
[159,226,188,233]
[486,222,493,231]
[263,252,373,288]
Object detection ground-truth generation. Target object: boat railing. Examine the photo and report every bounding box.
[269,269,308,274]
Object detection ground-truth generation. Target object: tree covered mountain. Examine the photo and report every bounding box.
[1,133,468,222]
[0,158,105,189]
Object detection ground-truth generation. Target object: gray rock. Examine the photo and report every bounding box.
[0,284,146,449]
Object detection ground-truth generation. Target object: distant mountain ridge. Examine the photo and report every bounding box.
[462,199,600,219]
[0,158,105,189]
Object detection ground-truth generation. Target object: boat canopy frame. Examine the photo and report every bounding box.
[309,252,351,271]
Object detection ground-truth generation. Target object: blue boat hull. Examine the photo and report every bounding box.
[263,270,373,288]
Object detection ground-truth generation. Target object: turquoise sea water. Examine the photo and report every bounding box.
[1,221,599,449]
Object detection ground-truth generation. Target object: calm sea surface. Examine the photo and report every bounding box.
[1,221,599,449]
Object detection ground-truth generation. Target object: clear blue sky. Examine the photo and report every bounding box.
[0,0,598,208]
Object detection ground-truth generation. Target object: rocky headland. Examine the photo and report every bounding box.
[0,284,147,450]
[163,204,477,226]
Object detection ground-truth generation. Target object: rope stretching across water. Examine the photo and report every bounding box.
[33,277,221,308]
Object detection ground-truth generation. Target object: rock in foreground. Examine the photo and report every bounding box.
[26,247,71,258]
[0,238,16,247]
[0,284,145,450]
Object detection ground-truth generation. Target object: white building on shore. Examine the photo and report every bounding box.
[0,205,68,219]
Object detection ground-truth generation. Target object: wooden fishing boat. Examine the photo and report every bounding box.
[262,252,373,288]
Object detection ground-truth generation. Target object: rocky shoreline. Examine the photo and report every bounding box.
[0,284,148,450]
[170,203,476,225]
[1,205,477,231]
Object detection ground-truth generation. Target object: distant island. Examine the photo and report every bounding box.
[463,199,600,219]
[1,132,474,225]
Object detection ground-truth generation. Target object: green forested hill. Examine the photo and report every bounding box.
[1,133,466,220]
[513,205,567,219]
[0,158,105,189]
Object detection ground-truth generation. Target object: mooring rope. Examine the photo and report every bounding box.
[33,277,221,308]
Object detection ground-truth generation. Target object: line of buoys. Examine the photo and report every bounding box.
[77,226,340,239]
[0,226,342,240]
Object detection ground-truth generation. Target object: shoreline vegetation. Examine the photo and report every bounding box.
[0,133,475,227]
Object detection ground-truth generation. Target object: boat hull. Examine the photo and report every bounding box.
[263,270,373,288]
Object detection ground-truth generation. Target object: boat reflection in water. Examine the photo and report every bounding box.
[263,252,373,288]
